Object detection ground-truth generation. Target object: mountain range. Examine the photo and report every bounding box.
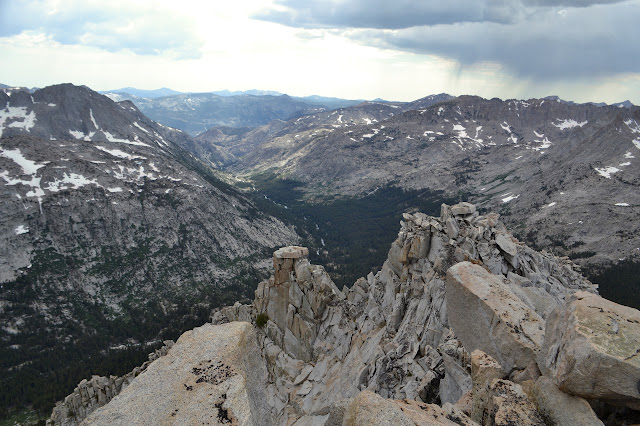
[0,84,300,417]
[101,90,368,135]
[192,95,640,276]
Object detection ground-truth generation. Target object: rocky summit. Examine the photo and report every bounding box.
[48,202,640,425]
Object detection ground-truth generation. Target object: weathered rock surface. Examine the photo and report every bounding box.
[83,322,269,426]
[487,379,544,426]
[446,262,545,373]
[540,290,640,409]
[342,390,476,426]
[47,341,174,426]
[470,350,506,424]
[532,376,603,426]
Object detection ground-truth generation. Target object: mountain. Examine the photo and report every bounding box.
[193,94,454,168]
[101,87,182,98]
[102,92,327,136]
[200,95,639,282]
[51,203,640,425]
[296,95,365,110]
[613,100,635,108]
[0,84,300,418]
[211,89,284,97]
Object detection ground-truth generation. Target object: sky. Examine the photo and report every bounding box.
[0,0,639,104]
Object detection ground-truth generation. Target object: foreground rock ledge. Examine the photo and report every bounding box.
[540,290,640,410]
[83,322,269,425]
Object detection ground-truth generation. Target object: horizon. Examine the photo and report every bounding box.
[1,81,635,106]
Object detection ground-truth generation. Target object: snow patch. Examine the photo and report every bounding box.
[14,225,29,235]
[624,151,635,158]
[103,131,151,147]
[624,119,640,134]
[553,119,587,130]
[69,129,96,141]
[501,194,520,203]
[96,146,146,160]
[0,146,47,174]
[44,173,100,192]
[615,203,630,206]
[89,109,99,129]
[594,166,620,179]
[133,122,150,133]
[0,106,37,137]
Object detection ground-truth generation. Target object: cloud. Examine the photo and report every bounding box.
[255,0,632,29]
[523,0,628,6]
[0,0,203,58]
[254,0,527,29]
[257,0,640,79]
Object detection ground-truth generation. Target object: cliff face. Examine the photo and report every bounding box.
[57,202,640,425]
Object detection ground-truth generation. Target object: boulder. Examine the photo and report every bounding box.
[495,234,517,257]
[83,322,270,426]
[532,376,603,426]
[446,262,545,372]
[540,291,640,409]
[488,379,545,426]
[450,202,476,217]
[470,350,506,424]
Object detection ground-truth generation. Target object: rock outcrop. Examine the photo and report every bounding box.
[48,341,175,425]
[532,376,603,426]
[53,202,640,425]
[446,262,545,373]
[83,322,269,425]
[540,290,640,410]
[209,202,598,424]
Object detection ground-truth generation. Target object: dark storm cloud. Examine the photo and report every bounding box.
[0,1,203,59]
[255,0,525,29]
[255,0,632,29]
[256,0,640,79]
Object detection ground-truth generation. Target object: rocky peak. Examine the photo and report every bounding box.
[58,202,640,425]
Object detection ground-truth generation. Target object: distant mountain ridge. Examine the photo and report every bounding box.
[102,91,329,136]
[102,87,182,98]
[201,94,640,274]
